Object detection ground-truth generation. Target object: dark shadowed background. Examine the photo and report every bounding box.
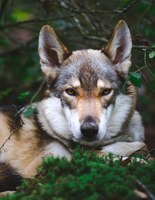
[0,0,155,150]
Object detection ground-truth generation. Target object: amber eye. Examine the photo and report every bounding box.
[100,88,112,96]
[65,88,77,96]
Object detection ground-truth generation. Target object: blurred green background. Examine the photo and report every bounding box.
[0,0,155,147]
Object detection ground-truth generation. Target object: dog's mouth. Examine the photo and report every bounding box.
[70,117,106,146]
[81,135,97,143]
[71,133,102,147]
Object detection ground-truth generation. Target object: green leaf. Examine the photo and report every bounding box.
[23,107,33,118]
[11,9,33,21]
[0,88,13,97]
[129,72,142,88]
[0,38,9,46]
[18,91,30,100]
[23,107,37,118]
[149,51,155,59]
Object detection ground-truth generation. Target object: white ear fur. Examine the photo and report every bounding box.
[103,20,132,76]
[38,25,70,77]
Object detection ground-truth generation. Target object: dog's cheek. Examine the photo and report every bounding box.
[63,107,81,140]
[61,95,78,109]
[98,104,113,137]
[100,91,117,109]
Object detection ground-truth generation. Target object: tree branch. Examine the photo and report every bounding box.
[0,15,76,30]
[58,0,140,15]
[0,36,38,57]
[136,180,155,200]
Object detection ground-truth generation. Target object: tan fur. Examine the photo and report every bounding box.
[0,110,71,179]
[0,115,43,177]
[0,191,15,197]
[0,113,11,147]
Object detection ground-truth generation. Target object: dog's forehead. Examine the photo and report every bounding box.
[65,49,110,68]
[58,49,119,89]
[66,49,115,76]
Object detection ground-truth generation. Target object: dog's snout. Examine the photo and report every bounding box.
[81,117,99,140]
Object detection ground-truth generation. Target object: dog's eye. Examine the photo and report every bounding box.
[100,88,112,96]
[65,88,77,96]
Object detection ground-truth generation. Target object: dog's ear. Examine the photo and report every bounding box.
[38,25,70,78]
[103,20,132,77]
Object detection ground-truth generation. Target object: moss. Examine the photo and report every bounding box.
[1,149,155,200]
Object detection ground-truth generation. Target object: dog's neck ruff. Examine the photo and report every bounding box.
[37,97,73,146]
[36,97,107,150]
[36,92,135,150]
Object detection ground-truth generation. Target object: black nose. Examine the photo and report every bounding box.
[80,117,99,140]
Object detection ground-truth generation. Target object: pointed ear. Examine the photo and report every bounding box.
[103,20,132,77]
[38,25,70,78]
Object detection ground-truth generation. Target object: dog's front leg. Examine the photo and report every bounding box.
[0,191,15,197]
[22,155,43,178]
[97,141,145,157]
[23,142,72,178]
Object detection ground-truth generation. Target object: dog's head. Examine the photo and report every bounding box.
[38,20,132,146]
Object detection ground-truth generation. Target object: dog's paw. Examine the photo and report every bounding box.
[0,191,15,197]
[98,141,146,157]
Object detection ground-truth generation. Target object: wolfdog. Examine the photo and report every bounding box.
[0,20,145,192]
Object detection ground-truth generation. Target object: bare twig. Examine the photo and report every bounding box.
[10,0,14,9]
[0,15,76,30]
[0,36,38,57]
[81,35,107,43]
[133,45,155,49]
[59,0,140,15]
[0,105,24,151]
[134,64,155,94]
[114,0,140,14]
[136,180,155,200]
[144,49,155,78]
[0,127,20,151]
[30,79,46,106]
[0,79,46,151]
[0,0,9,19]
[73,17,108,43]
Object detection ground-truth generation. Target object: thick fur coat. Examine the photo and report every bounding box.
[0,20,145,192]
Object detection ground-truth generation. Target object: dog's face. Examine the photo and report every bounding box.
[38,20,132,146]
[53,50,119,144]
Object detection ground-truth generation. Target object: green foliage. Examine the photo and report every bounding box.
[11,9,33,22]
[1,150,155,200]
[23,106,37,118]
[17,92,30,100]
[0,88,13,100]
[149,51,155,59]
[129,72,142,88]
[23,107,34,118]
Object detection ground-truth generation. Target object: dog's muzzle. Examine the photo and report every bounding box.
[80,116,99,141]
